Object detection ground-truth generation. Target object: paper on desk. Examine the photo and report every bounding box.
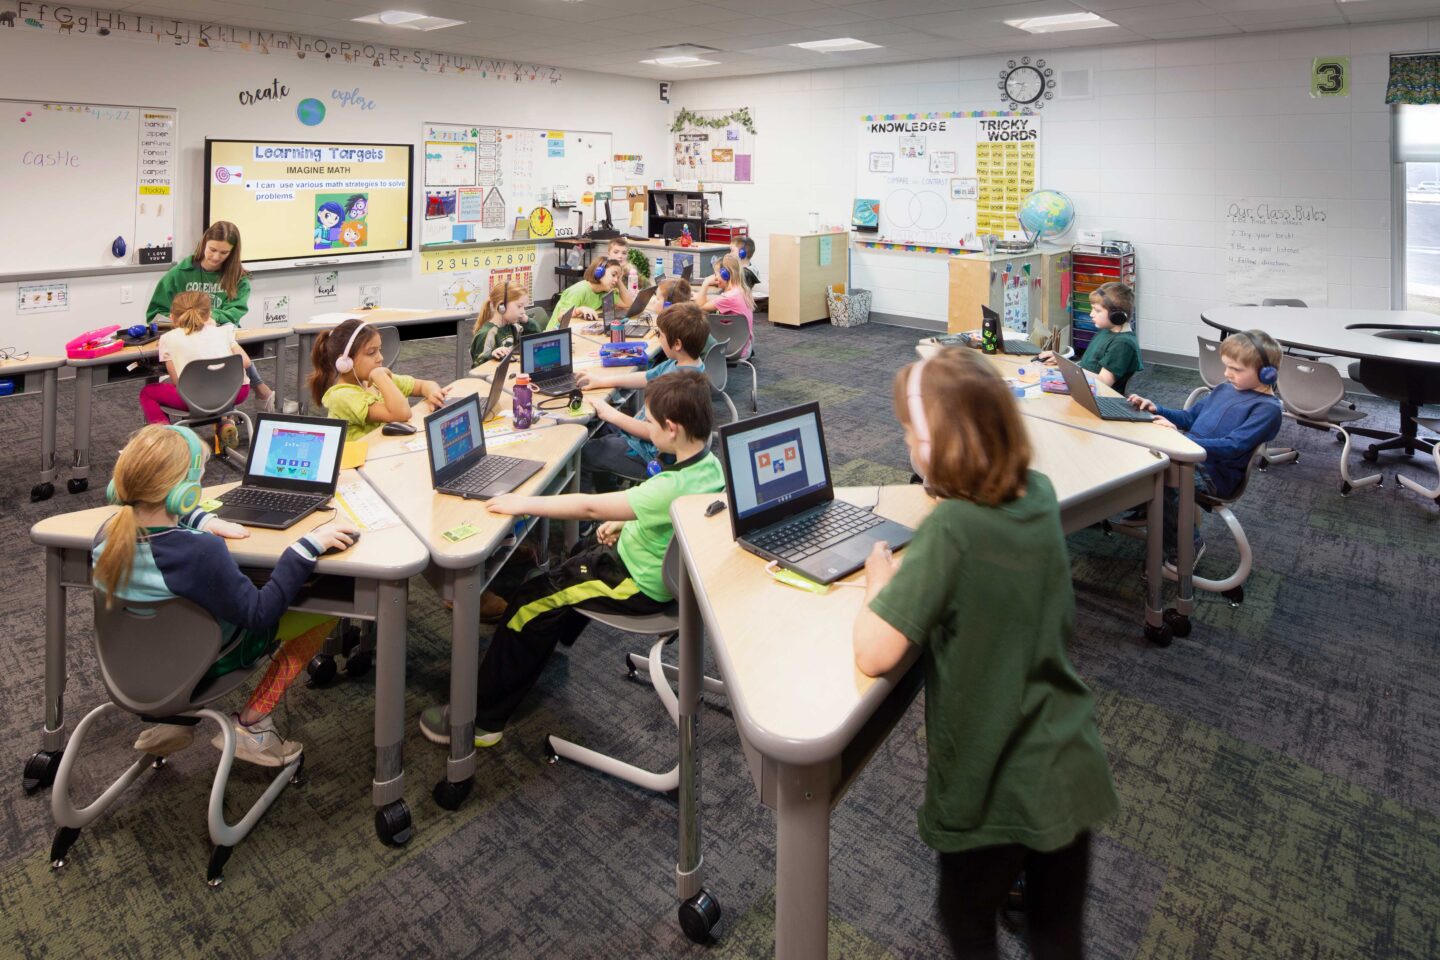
[309,312,364,326]
[334,480,401,531]
[340,440,368,469]
[485,429,542,448]
[573,355,603,369]
[403,437,428,452]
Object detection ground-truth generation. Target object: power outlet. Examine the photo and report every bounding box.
[119,285,133,304]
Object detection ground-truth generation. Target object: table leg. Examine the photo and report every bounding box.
[455,317,469,383]
[564,450,581,550]
[1144,472,1167,644]
[272,335,289,413]
[296,331,314,414]
[371,577,412,845]
[437,565,480,809]
[32,368,58,501]
[775,761,833,960]
[675,559,721,944]
[68,366,94,494]
[1175,463,1196,619]
[24,547,68,794]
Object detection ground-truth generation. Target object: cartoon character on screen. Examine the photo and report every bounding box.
[315,201,345,248]
[344,194,368,224]
[340,220,367,249]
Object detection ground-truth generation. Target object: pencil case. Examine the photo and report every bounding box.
[66,325,124,360]
[1039,369,1097,395]
[600,342,649,367]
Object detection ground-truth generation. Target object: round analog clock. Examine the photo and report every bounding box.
[528,207,554,237]
[997,57,1057,110]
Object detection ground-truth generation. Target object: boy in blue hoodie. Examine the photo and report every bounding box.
[1127,328,1283,564]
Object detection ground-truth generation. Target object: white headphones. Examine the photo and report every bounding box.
[906,359,931,474]
[333,321,370,374]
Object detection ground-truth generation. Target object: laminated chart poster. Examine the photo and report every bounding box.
[855,113,1040,250]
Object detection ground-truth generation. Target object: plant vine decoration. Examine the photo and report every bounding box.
[670,107,756,135]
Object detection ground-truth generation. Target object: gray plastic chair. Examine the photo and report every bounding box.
[1277,355,1382,496]
[545,542,724,794]
[701,335,740,427]
[49,595,302,887]
[1261,298,1307,308]
[1184,336,1227,409]
[1397,417,1440,503]
[709,313,758,412]
[156,354,254,468]
[378,324,401,368]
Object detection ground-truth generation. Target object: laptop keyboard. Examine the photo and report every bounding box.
[749,501,883,561]
[535,373,579,394]
[624,320,650,338]
[1095,397,1153,421]
[219,487,326,512]
[449,455,528,494]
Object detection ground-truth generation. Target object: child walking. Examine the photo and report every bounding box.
[140,292,259,452]
[93,424,358,765]
[853,348,1119,959]
[309,318,448,441]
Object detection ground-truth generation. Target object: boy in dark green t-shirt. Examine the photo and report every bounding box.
[854,349,1118,956]
[1042,280,1142,394]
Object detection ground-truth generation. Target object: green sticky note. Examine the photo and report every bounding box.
[199,499,223,512]
[442,522,479,543]
[770,565,830,595]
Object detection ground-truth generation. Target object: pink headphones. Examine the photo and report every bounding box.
[907,359,931,469]
[334,321,370,374]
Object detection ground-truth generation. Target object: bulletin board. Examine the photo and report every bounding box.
[671,109,755,184]
[854,112,1040,251]
[420,122,612,248]
[1,99,177,279]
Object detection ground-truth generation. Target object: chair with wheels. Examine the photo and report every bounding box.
[708,313,758,412]
[546,541,724,795]
[1397,417,1440,504]
[49,595,303,887]
[1347,330,1440,463]
[1184,336,1226,409]
[155,354,254,469]
[1277,355,1383,496]
[378,324,401,368]
[1261,298,1307,308]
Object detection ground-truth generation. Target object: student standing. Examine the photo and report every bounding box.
[853,349,1118,959]
[145,222,277,411]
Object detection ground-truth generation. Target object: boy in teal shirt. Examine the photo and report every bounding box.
[1042,281,1142,393]
[418,371,725,749]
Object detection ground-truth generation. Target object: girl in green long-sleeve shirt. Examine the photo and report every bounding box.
[146,222,276,411]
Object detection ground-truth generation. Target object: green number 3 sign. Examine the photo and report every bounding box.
[1311,57,1349,98]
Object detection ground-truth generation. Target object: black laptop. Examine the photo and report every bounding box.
[519,328,580,396]
[983,305,1042,355]
[424,393,543,500]
[1055,354,1153,422]
[622,285,658,337]
[479,347,513,418]
[718,403,914,585]
[213,413,346,529]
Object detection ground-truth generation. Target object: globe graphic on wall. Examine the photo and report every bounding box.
[296,98,327,127]
[1016,190,1075,241]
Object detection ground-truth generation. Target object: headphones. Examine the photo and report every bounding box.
[1235,330,1279,385]
[107,425,205,516]
[718,264,732,282]
[538,389,586,413]
[334,321,371,374]
[906,360,931,471]
[736,243,749,261]
[592,260,608,282]
[1108,308,1129,326]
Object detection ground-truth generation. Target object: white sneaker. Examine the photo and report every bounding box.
[260,389,277,413]
[282,400,300,415]
[134,724,195,757]
[212,713,302,767]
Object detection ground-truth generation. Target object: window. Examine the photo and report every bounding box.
[1395,105,1440,314]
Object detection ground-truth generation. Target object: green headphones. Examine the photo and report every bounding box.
[107,425,205,516]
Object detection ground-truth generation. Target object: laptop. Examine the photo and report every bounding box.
[557,307,577,330]
[424,393,543,500]
[519,328,580,396]
[1055,354,1154,422]
[213,414,346,529]
[479,347,513,418]
[981,305,1041,356]
[718,403,914,585]
[622,285,658,337]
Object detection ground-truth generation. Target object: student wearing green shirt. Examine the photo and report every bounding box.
[145,222,278,411]
[417,371,724,750]
[307,317,447,442]
[469,282,538,367]
[547,256,622,330]
[854,348,1118,958]
[1041,281,1142,394]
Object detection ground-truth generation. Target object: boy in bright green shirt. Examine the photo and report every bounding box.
[417,371,724,749]
[547,256,622,330]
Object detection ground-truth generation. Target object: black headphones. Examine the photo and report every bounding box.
[537,389,586,413]
[1234,330,1279,385]
[1108,308,1129,325]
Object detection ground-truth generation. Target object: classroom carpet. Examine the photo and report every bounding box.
[0,319,1436,960]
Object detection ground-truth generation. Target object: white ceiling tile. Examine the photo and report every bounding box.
[1105,2,1220,25]
[769,6,882,27]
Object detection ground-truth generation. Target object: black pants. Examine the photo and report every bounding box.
[937,832,1090,960]
[474,542,667,731]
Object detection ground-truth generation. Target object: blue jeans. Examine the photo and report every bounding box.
[1163,468,1215,560]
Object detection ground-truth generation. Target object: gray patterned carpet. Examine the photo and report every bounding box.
[1,317,1437,959]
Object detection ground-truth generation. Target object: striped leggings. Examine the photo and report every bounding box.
[244,613,335,717]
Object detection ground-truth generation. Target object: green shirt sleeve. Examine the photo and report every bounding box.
[393,373,417,397]
[867,516,959,648]
[212,274,250,326]
[322,384,374,432]
[626,471,677,528]
[471,323,498,366]
[548,282,599,330]
[145,268,182,322]
[1098,332,1141,384]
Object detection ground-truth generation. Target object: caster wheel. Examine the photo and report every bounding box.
[432,776,473,811]
[1340,482,1351,497]
[344,651,373,679]
[375,799,413,846]
[152,756,167,770]
[1256,461,1267,472]
[66,478,88,495]
[306,654,338,688]
[1362,447,1379,463]
[1163,609,1192,639]
[289,754,306,786]
[49,825,81,869]
[624,653,638,679]
[23,749,62,793]
[206,845,232,888]
[339,622,363,656]
[545,736,561,764]
[1222,585,1244,607]
[30,482,54,502]
[1100,519,1113,535]
[998,874,1027,934]
[1144,622,1173,648]
[678,888,722,943]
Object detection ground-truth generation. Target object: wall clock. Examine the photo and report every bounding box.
[527,207,554,238]
[998,57,1056,110]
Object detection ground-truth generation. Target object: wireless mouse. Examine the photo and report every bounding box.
[324,529,361,555]
[381,421,417,436]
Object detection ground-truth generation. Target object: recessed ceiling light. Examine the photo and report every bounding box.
[790,38,882,52]
[1005,12,1115,33]
[353,10,464,30]
[640,56,720,67]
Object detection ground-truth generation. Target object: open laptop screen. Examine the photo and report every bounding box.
[245,414,345,493]
[426,394,485,481]
[721,404,832,528]
[521,329,571,378]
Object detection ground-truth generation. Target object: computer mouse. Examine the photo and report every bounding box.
[704,499,727,517]
[324,530,361,555]
[381,421,417,436]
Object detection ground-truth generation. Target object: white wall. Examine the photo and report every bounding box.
[0,30,671,355]
[675,19,1440,357]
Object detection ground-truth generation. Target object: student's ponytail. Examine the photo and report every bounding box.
[171,290,211,334]
[718,253,752,310]
[94,426,196,607]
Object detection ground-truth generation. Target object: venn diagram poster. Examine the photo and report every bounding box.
[855,113,1040,250]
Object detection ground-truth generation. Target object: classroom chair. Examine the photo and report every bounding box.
[702,335,741,427]
[1183,336,1226,410]
[545,541,723,795]
[1275,355,1383,496]
[1396,417,1440,505]
[49,596,304,887]
[379,324,401,368]
[1346,330,1440,463]
[1261,298,1307,308]
[708,313,758,412]
[155,354,254,468]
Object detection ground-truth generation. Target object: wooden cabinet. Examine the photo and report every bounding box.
[947,248,1072,347]
[769,231,849,327]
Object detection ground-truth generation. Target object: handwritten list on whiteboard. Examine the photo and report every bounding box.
[1224,199,1330,306]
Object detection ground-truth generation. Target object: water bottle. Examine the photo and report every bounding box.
[653,255,665,280]
[512,373,533,429]
[627,265,639,295]
[981,309,1000,355]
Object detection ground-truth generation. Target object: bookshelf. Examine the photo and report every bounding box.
[1071,245,1137,354]
[646,189,722,242]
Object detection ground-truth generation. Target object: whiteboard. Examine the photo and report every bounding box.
[0,99,178,278]
[420,122,612,247]
[854,112,1039,250]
